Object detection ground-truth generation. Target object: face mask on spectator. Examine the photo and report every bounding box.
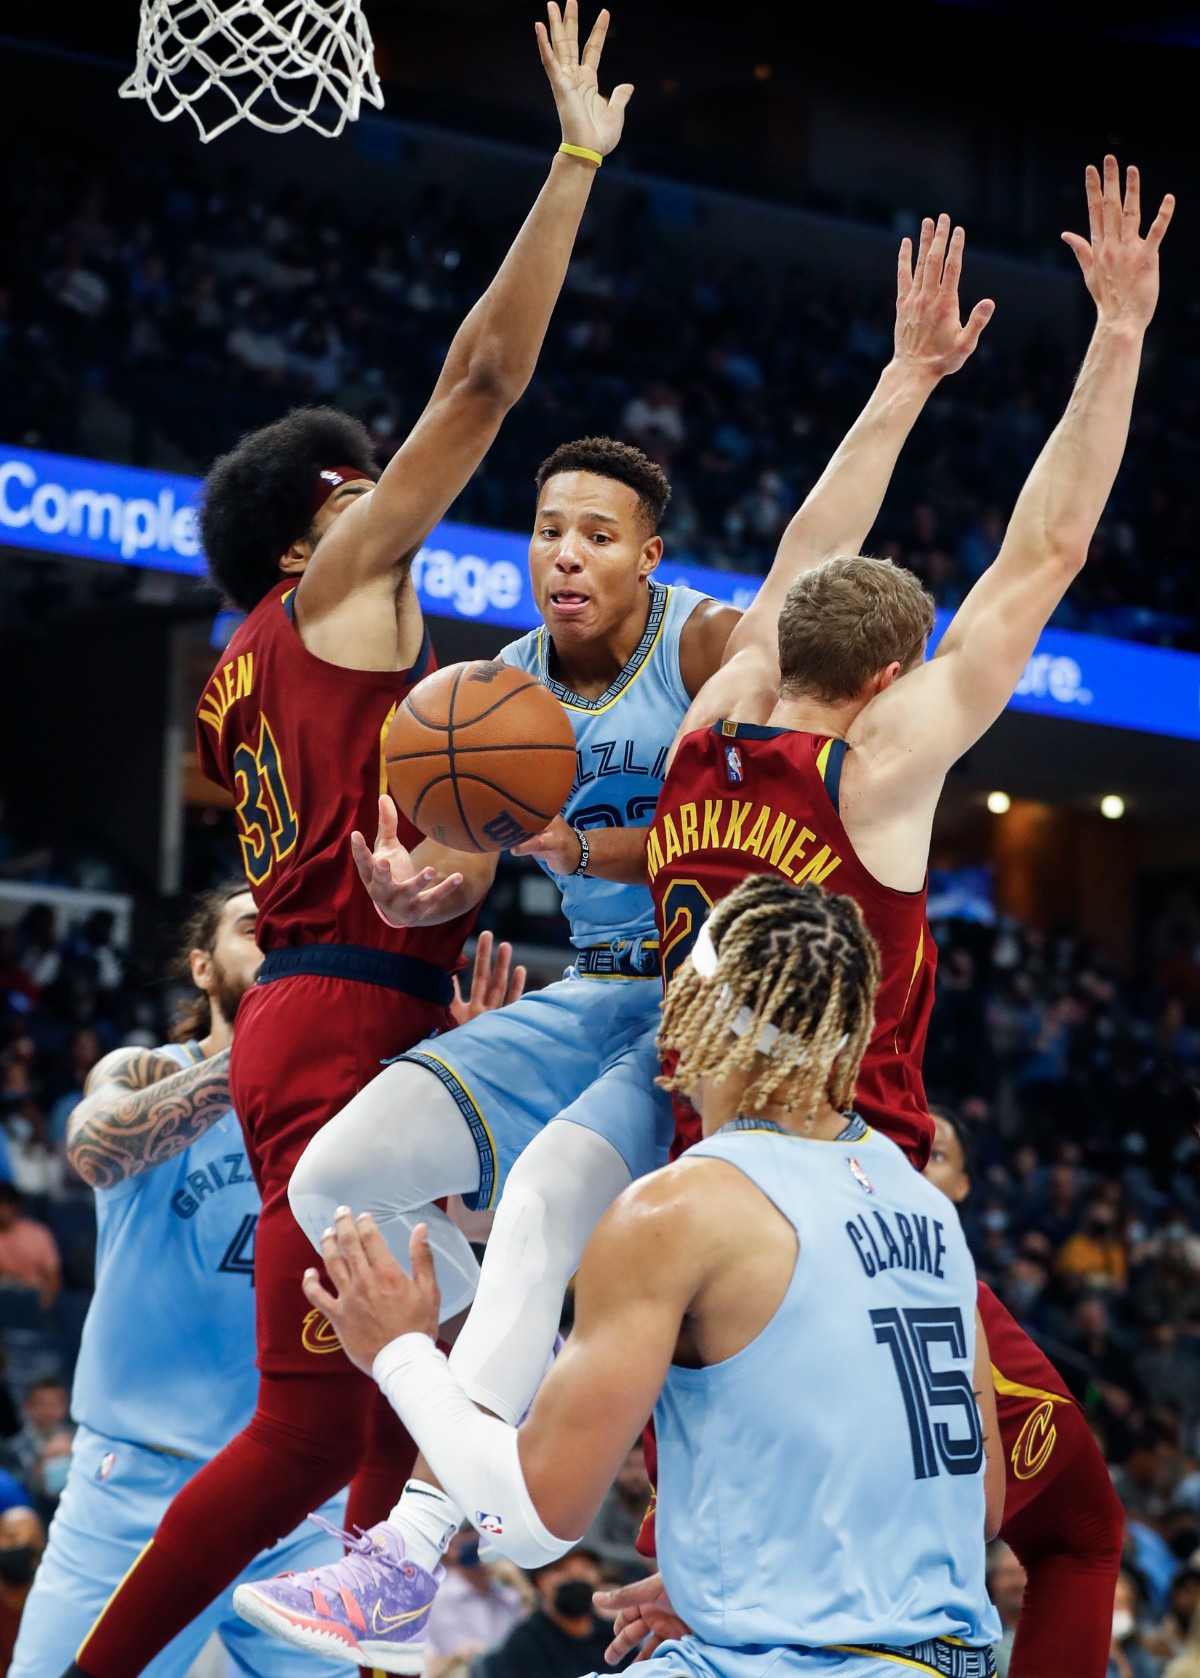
[41,1456,70,1500]
[1008,1279,1040,1312]
[1165,1222,1189,1243]
[1170,1526,1200,1559]
[553,1579,595,1618]
[982,1210,1008,1233]
[1112,1608,1135,1643]
[0,1546,36,1586]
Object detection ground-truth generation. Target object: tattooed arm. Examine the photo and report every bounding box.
[66,1047,234,1190]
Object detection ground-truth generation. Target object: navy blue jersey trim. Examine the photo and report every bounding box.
[539,579,669,711]
[823,737,849,815]
[256,944,453,1006]
[712,720,790,740]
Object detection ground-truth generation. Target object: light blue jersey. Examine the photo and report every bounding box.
[502,578,709,960]
[71,1041,260,1458]
[408,581,710,1206]
[654,1121,1000,1658]
[13,1041,346,1678]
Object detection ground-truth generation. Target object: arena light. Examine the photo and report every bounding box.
[986,791,1012,815]
[1100,794,1126,820]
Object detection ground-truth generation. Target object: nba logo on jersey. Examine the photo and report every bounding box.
[476,1511,503,1535]
[849,1157,874,1194]
[96,1451,117,1482]
[725,745,743,784]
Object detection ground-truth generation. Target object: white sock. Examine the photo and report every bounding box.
[391,1480,464,1573]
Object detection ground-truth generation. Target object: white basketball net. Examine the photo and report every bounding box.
[119,0,384,143]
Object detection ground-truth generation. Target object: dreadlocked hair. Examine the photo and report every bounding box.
[658,875,881,1121]
[170,880,251,1042]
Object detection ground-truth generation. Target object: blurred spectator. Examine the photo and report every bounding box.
[486,1547,630,1678]
[9,1382,71,1492]
[1109,1568,1163,1678]
[0,1505,45,1675]
[27,1432,71,1527]
[422,1527,524,1678]
[1149,1559,1200,1667]
[0,1189,59,1310]
[582,1443,653,1579]
[1057,1200,1130,1293]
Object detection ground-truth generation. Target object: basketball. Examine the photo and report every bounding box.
[385,660,577,852]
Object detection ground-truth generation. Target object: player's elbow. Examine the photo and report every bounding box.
[461,338,527,413]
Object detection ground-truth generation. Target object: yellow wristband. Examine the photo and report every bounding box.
[559,142,603,168]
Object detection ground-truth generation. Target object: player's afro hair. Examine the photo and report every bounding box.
[200,407,378,611]
[535,437,671,536]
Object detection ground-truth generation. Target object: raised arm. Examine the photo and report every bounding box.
[296,4,631,624]
[676,216,994,740]
[66,1046,234,1190]
[855,157,1173,803]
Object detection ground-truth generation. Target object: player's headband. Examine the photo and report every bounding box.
[309,465,373,521]
[690,919,848,1060]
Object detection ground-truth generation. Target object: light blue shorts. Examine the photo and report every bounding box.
[403,971,671,1209]
[585,1637,996,1678]
[11,1424,348,1678]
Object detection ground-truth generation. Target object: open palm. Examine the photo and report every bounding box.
[536,1,633,159]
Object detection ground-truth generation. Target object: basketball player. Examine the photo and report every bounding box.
[644,156,1172,1170]
[243,876,1005,1677]
[236,211,993,1671]
[924,1113,1124,1678]
[13,883,348,1678]
[60,10,636,1678]
[632,159,1161,1677]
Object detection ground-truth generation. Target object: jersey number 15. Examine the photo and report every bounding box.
[871,1305,984,1481]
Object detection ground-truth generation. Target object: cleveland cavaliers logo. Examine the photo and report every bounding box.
[300,1309,343,1355]
[1011,1399,1058,1481]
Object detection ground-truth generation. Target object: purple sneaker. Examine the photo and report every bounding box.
[233,1514,442,1674]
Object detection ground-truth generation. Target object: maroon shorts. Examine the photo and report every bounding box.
[231,971,453,1375]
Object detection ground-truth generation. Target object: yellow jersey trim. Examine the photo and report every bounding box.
[991,1367,1071,1406]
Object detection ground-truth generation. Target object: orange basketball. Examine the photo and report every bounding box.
[385,660,576,852]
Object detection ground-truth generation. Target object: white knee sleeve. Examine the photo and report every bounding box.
[450,1121,631,1423]
[375,1333,575,1571]
[288,1060,484,1320]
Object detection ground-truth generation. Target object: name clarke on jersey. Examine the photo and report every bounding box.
[647,797,844,888]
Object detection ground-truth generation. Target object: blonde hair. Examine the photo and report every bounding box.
[658,875,881,1119]
[778,554,935,702]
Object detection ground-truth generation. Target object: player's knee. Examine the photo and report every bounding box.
[287,1132,345,1245]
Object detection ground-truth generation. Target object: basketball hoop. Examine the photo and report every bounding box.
[119,0,384,143]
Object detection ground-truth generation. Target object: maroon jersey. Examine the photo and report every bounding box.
[649,721,935,1168]
[196,580,474,968]
[980,1281,1081,1524]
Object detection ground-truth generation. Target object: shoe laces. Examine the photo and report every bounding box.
[296,1513,418,1597]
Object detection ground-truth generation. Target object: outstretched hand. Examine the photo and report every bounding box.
[451,930,527,1025]
[595,1572,690,1665]
[302,1212,442,1376]
[1062,156,1173,331]
[894,214,994,380]
[537,1,633,160]
[351,795,465,929]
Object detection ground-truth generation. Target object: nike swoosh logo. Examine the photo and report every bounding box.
[371,1601,429,1634]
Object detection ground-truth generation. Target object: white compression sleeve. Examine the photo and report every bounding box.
[373,1334,576,1571]
[449,1119,632,1423]
[289,1060,484,1320]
